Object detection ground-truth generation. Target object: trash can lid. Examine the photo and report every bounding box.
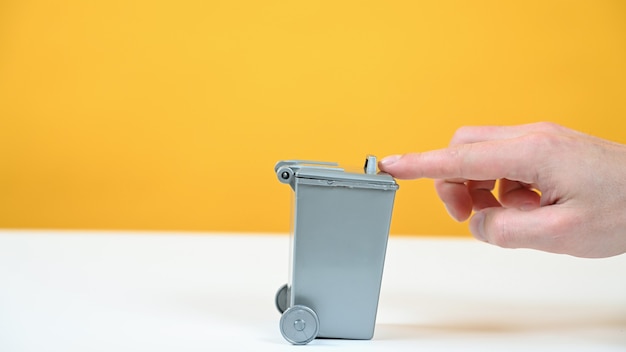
[275,156,399,190]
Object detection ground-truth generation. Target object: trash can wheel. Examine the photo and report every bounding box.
[279,305,319,345]
[275,283,289,314]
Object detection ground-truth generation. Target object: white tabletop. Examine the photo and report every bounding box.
[0,230,624,351]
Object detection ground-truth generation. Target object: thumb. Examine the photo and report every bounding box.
[469,206,574,254]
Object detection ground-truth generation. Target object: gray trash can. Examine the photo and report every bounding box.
[274,156,399,345]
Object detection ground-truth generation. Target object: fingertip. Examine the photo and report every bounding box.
[379,154,402,169]
[435,179,473,221]
[443,202,471,222]
[469,211,487,242]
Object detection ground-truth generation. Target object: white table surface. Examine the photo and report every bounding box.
[0,230,624,351]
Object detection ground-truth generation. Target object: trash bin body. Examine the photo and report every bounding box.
[275,157,398,343]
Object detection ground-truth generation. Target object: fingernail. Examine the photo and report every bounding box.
[469,211,487,242]
[380,155,401,167]
[520,202,537,211]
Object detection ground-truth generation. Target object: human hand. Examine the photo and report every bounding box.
[379,122,626,258]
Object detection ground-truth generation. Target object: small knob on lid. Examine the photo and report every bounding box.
[364,155,377,175]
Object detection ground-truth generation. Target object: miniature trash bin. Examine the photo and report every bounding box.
[274,156,399,345]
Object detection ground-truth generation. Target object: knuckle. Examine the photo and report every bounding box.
[533,121,563,133]
[450,126,478,145]
[519,131,569,155]
[545,211,584,253]
[485,213,518,248]
[436,147,462,176]
[447,143,474,178]
[452,125,472,139]
[520,131,553,146]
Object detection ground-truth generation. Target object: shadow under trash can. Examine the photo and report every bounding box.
[274,156,399,345]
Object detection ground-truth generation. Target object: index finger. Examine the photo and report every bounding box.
[379,135,544,184]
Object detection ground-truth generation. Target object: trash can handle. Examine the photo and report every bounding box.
[364,155,377,175]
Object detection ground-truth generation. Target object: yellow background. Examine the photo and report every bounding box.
[1,0,625,236]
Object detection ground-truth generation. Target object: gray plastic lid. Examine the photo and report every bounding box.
[275,156,399,190]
